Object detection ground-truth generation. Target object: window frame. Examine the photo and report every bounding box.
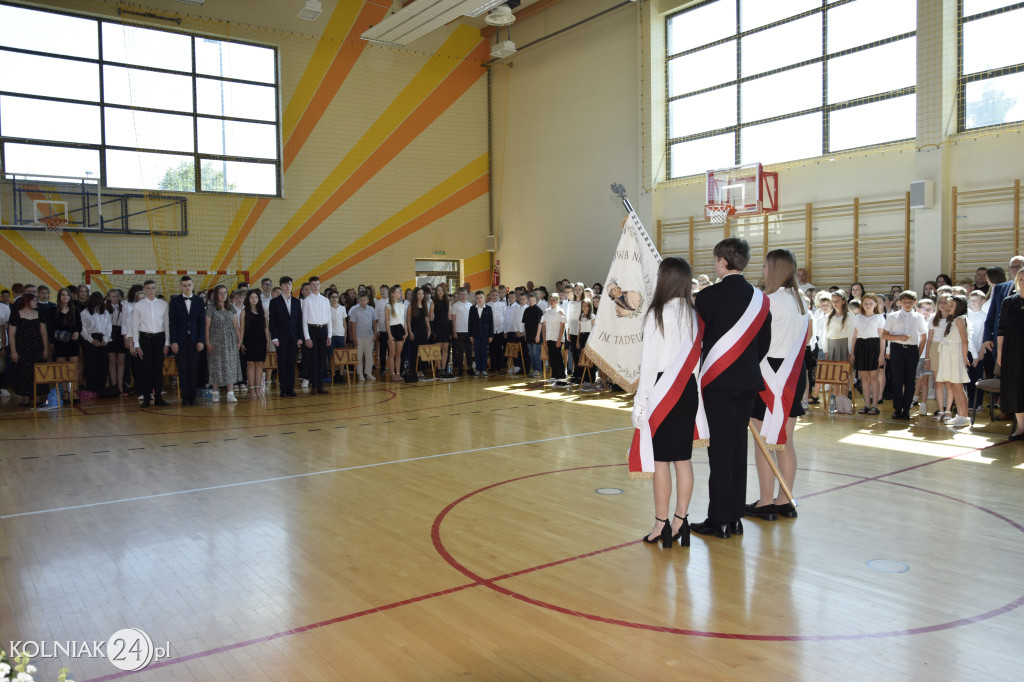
[665,0,917,180]
[0,1,282,197]
[957,0,1024,132]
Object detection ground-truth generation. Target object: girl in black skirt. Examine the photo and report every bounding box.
[851,293,886,415]
[106,289,128,393]
[432,283,452,378]
[631,257,700,548]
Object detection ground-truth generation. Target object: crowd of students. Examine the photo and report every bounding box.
[0,276,607,408]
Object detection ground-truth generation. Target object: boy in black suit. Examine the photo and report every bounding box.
[269,276,303,397]
[691,238,772,539]
[169,275,206,405]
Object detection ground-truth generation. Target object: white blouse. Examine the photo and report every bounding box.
[387,301,407,328]
[853,313,884,340]
[80,308,112,343]
[579,315,595,334]
[635,299,698,412]
[766,288,808,358]
[330,304,348,336]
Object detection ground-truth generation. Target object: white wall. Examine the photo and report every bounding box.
[491,0,648,288]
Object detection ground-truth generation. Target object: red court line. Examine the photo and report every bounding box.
[77,445,1020,679]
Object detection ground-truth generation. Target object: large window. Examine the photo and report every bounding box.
[959,0,1024,131]
[666,0,916,179]
[0,3,280,195]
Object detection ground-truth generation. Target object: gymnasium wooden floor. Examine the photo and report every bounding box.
[1,376,1022,681]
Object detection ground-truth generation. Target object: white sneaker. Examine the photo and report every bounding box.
[358,376,366,382]
[211,392,219,402]
[226,391,237,403]
[301,379,309,388]
[480,371,488,378]
[367,374,377,382]
[948,415,970,428]
[0,389,9,397]
[513,367,521,375]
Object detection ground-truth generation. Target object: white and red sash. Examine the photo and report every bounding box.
[700,288,770,389]
[628,318,709,479]
[757,315,812,450]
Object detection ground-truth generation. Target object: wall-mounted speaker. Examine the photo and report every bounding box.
[486,235,496,252]
[910,180,934,209]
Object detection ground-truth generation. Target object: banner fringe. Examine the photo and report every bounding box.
[585,348,639,394]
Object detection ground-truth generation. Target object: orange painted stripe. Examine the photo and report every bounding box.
[315,174,489,282]
[212,3,382,272]
[253,40,490,280]
[283,4,387,170]
[0,234,62,290]
[465,268,492,290]
[60,233,93,273]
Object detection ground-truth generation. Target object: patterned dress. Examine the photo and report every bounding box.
[207,308,241,386]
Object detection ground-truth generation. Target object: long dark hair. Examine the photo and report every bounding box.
[945,295,967,337]
[411,286,429,318]
[86,291,105,315]
[647,257,693,336]
[246,289,265,320]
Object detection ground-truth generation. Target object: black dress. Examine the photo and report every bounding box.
[51,307,81,359]
[242,310,268,363]
[11,311,46,397]
[998,294,1024,412]
[432,299,451,341]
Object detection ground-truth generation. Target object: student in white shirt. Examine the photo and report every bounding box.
[541,292,567,382]
[851,293,886,415]
[301,276,332,395]
[259,277,274,313]
[881,290,929,419]
[824,290,854,413]
[375,284,390,377]
[385,284,407,381]
[80,291,112,392]
[965,289,987,406]
[487,289,507,377]
[449,288,472,375]
[504,292,522,375]
[571,299,596,384]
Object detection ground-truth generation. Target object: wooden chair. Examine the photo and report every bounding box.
[162,357,181,402]
[972,376,1002,427]
[33,361,78,412]
[416,344,441,380]
[504,342,522,373]
[332,348,360,384]
[814,360,856,413]
[540,343,550,380]
[576,350,595,389]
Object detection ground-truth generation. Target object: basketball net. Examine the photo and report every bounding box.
[40,215,67,236]
[705,203,735,225]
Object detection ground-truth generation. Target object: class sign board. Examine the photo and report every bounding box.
[333,348,360,365]
[417,344,442,362]
[814,360,852,386]
[504,342,522,359]
[162,357,178,376]
[34,361,77,383]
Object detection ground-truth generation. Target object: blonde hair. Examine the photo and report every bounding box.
[763,249,806,313]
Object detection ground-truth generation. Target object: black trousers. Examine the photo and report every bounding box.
[278,337,299,394]
[138,332,166,398]
[546,340,566,379]
[81,338,108,391]
[174,334,199,401]
[307,326,329,388]
[454,332,472,373]
[489,332,505,372]
[378,331,389,373]
[703,387,756,524]
[889,344,918,414]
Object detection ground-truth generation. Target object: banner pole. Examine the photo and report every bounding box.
[748,423,798,507]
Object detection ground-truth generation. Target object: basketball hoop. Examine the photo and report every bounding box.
[40,215,67,236]
[705,203,736,225]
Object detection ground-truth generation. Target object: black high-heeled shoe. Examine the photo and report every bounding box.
[642,516,673,548]
[672,514,690,547]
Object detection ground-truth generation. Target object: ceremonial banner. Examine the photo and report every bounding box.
[584,209,662,392]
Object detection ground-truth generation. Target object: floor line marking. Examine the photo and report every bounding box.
[0,427,633,519]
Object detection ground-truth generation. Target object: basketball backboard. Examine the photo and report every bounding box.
[705,162,779,221]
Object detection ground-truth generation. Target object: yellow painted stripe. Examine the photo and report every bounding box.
[2,231,68,288]
[280,1,364,141]
[207,0,363,271]
[300,153,489,282]
[69,232,101,270]
[248,24,482,275]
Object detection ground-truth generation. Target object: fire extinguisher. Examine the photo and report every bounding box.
[492,259,500,287]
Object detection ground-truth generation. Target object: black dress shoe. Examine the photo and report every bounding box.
[690,519,730,539]
[1008,432,1024,441]
[140,399,151,408]
[728,519,744,535]
[775,503,798,518]
[744,501,777,520]
[286,391,298,397]
[154,398,169,406]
